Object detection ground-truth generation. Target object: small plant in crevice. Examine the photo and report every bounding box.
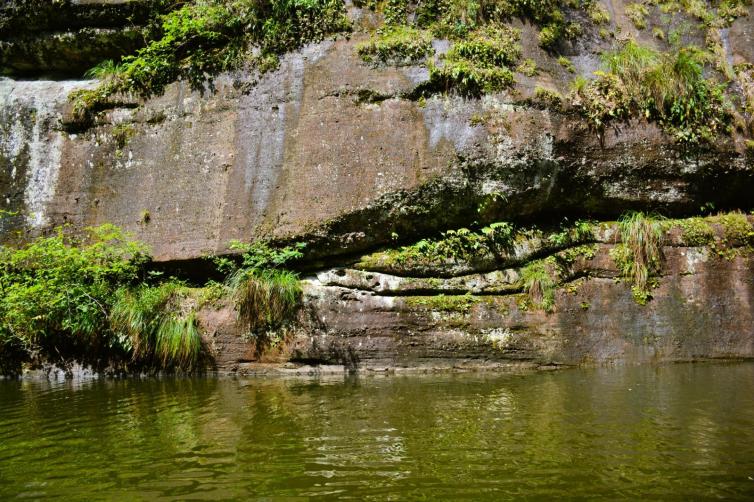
[610,212,663,305]
[520,258,557,312]
[625,2,649,29]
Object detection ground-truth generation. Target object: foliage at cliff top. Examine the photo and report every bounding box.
[71,0,350,119]
[356,0,586,95]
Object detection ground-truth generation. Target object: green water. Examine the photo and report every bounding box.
[1,364,754,500]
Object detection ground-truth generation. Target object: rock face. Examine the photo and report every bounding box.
[1,1,754,373]
[0,0,155,76]
[199,222,754,373]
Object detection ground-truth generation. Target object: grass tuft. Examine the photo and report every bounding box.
[110,281,203,371]
[521,259,557,312]
[227,268,302,336]
[611,212,663,304]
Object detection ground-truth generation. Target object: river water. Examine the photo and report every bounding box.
[1,363,753,500]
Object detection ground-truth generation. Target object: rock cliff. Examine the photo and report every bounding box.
[1,0,753,374]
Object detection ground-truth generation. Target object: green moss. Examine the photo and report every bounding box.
[715,212,753,244]
[559,244,598,264]
[361,0,597,94]
[676,217,715,246]
[357,25,433,65]
[111,123,136,149]
[405,293,479,314]
[383,0,409,25]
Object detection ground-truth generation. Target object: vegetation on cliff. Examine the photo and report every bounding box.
[572,41,731,145]
[0,224,305,374]
[70,0,350,122]
[610,212,663,304]
[220,241,305,339]
[353,0,751,145]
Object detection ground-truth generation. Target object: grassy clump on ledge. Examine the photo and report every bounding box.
[219,240,306,339]
[572,40,731,145]
[72,0,350,122]
[610,212,663,305]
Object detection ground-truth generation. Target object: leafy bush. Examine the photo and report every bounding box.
[0,225,148,366]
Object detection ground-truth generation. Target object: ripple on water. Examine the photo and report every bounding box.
[1,364,754,500]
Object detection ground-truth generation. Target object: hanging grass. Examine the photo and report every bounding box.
[226,268,302,336]
[155,311,202,370]
[521,259,557,312]
[110,281,203,371]
[612,212,664,304]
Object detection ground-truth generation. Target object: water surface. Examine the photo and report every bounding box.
[1,363,754,500]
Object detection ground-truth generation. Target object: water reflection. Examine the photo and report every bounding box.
[1,364,754,500]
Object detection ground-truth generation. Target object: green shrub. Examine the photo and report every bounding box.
[0,225,148,365]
